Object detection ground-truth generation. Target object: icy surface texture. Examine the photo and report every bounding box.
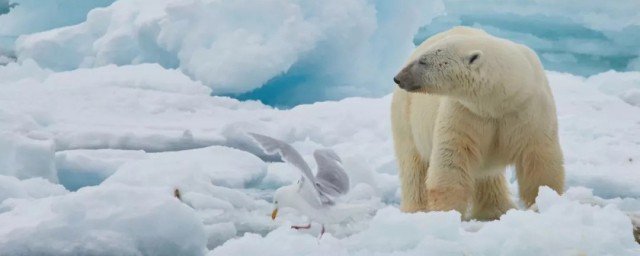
[10,0,441,107]
[0,1,639,254]
[4,0,639,106]
[417,0,640,77]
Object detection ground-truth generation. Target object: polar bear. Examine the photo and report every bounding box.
[391,26,565,220]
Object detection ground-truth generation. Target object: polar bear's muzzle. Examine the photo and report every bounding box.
[394,61,424,93]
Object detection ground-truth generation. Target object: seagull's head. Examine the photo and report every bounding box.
[271,184,299,220]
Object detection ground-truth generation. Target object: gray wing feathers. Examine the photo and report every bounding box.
[247,133,317,185]
[248,132,349,206]
[313,149,350,198]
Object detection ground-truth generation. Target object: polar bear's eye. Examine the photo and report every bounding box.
[469,54,480,64]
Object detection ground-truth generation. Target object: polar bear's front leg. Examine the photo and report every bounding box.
[397,148,430,213]
[426,142,478,217]
[470,174,516,220]
[391,91,430,213]
[425,103,492,218]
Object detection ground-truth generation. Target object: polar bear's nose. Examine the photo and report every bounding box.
[393,76,401,85]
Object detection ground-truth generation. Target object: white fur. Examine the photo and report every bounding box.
[391,26,565,220]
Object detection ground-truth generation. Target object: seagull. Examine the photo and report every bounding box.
[247,132,359,239]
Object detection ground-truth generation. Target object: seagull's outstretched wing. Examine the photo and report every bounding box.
[248,132,316,184]
[313,149,350,200]
[248,132,325,207]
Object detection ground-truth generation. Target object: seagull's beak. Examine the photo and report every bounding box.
[271,208,278,220]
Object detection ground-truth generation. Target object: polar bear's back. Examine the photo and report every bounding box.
[404,26,489,66]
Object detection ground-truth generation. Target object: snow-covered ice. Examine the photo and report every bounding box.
[0,0,639,255]
[2,0,638,106]
[10,0,443,106]
[0,59,639,254]
[104,145,266,189]
[418,0,640,77]
[209,188,639,256]
[0,175,66,203]
[0,184,207,256]
[0,109,57,182]
[55,149,146,191]
[0,61,264,152]
[0,0,115,54]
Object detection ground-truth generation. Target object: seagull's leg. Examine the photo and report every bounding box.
[290,223,311,230]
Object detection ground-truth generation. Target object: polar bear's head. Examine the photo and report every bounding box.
[393,35,513,99]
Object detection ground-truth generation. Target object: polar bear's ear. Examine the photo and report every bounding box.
[465,50,483,68]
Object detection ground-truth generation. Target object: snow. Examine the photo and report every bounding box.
[418,0,640,77]
[0,0,115,37]
[55,149,146,191]
[102,145,280,249]
[0,57,639,253]
[209,188,639,256]
[2,0,638,106]
[548,71,640,198]
[12,0,443,106]
[586,71,640,108]
[0,61,263,152]
[0,1,639,254]
[104,146,267,189]
[0,109,57,182]
[0,0,115,54]
[0,185,207,256]
[0,175,66,203]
